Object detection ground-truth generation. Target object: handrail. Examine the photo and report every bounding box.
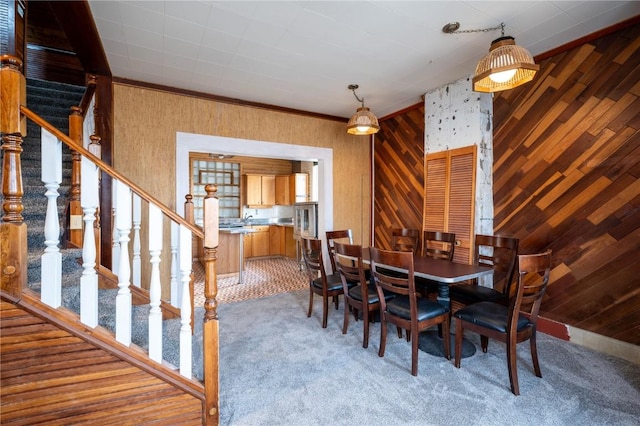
[21,106,204,239]
[78,75,97,118]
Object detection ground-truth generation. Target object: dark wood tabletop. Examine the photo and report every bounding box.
[359,249,493,283]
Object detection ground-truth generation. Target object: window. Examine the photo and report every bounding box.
[190,155,241,224]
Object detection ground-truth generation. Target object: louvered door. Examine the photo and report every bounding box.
[423,145,476,264]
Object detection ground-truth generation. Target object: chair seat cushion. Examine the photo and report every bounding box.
[312,273,343,292]
[349,284,380,303]
[453,301,530,333]
[312,273,356,292]
[386,296,448,321]
[449,283,506,304]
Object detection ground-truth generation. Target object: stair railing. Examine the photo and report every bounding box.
[1,56,220,425]
[65,75,97,248]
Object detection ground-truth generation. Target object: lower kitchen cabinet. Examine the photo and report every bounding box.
[215,232,241,274]
[284,226,296,259]
[270,225,284,255]
[246,225,270,258]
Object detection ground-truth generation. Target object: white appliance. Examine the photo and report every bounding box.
[294,202,318,268]
[294,202,318,239]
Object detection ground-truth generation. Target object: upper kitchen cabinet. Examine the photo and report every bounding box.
[275,175,290,205]
[244,174,276,207]
[290,173,308,204]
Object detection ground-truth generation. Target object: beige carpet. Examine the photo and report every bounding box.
[193,256,307,305]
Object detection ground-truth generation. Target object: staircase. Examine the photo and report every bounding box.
[23,78,84,294]
[1,78,210,423]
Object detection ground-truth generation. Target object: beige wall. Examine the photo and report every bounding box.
[112,83,371,296]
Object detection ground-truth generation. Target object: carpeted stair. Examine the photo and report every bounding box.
[21,79,202,379]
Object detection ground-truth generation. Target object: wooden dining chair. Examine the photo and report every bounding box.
[302,237,351,328]
[326,229,353,275]
[454,250,552,395]
[415,230,457,298]
[448,235,519,313]
[370,247,450,376]
[335,242,393,348]
[422,230,456,260]
[392,228,421,254]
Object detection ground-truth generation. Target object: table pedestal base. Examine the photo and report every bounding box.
[418,331,476,359]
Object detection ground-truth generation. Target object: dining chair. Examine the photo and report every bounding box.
[391,228,421,254]
[326,229,353,275]
[302,237,351,329]
[448,235,519,314]
[335,242,393,348]
[415,230,457,298]
[370,247,450,376]
[454,250,552,395]
[423,230,456,260]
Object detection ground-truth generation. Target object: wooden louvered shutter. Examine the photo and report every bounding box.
[423,145,476,264]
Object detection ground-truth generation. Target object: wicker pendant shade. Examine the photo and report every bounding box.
[472,36,539,93]
[347,106,380,135]
[346,84,379,135]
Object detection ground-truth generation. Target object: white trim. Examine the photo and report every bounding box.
[175,132,333,247]
[567,325,640,365]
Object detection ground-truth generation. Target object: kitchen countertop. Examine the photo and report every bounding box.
[219,227,257,234]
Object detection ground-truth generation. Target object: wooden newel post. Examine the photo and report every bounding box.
[202,184,219,425]
[67,106,83,247]
[1,55,28,298]
[89,134,102,263]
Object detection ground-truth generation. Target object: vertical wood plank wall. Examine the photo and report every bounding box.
[373,106,425,249]
[493,23,639,345]
[375,23,639,346]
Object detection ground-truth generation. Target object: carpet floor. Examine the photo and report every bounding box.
[214,289,640,426]
[194,256,307,305]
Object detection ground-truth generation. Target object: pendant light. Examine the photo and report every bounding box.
[346,84,379,135]
[443,22,539,93]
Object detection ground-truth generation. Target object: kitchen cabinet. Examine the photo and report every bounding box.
[270,225,283,255]
[204,232,241,274]
[284,226,296,259]
[289,173,308,204]
[246,225,270,258]
[244,174,275,207]
[275,175,290,206]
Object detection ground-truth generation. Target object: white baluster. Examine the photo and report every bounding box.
[115,180,132,345]
[111,182,120,275]
[40,129,62,308]
[170,221,179,307]
[80,156,99,327]
[132,194,142,287]
[148,204,163,363]
[179,225,193,378]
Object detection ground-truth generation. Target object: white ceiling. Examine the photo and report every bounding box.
[87,1,639,119]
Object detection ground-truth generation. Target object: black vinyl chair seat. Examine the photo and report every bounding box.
[449,283,507,304]
[387,296,449,322]
[454,301,530,333]
[349,283,380,304]
[311,273,349,292]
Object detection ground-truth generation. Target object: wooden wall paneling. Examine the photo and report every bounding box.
[493,22,640,345]
[373,105,425,250]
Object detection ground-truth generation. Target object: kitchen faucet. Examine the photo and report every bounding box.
[243,213,253,223]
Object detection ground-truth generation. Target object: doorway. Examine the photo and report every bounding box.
[175,132,334,242]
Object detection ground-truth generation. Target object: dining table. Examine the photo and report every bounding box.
[358,249,494,358]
